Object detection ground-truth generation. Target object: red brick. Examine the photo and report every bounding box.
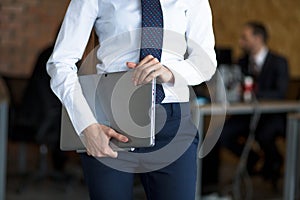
[0,0,70,76]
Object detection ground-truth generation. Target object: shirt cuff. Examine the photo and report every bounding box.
[64,87,98,135]
[163,60,205,86]
[160,68,189,103]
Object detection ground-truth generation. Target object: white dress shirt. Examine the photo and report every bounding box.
[253,46,268,72]
[47,0,217,135]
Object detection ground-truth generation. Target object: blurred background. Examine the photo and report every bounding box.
[0,0,300,200]
[1,0,300,78]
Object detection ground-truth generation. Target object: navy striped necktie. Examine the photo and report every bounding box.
[140,0,165,103]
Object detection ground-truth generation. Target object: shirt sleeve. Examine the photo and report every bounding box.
[163,0,217,87]
[47,0,99,134]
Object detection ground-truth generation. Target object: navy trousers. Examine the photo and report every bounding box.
[80,103,198,200]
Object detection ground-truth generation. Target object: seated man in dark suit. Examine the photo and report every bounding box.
[219,21,289,187]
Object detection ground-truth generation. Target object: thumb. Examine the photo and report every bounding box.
[127,62,137,69]
[105,146,118,158]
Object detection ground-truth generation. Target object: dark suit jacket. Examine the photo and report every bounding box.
[238,51,289,100]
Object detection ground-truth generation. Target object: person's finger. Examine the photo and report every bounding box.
[132,56,154,85]
[136,55,154,67]
[107,129,129,143]
[133,56,156,77]
[133,57,159,85]
[102,147,118,158]
[143,67,163,84]
[137,63,161,85]
[132,65,146,85]
[126,62,137,69]
[88,145,117,158]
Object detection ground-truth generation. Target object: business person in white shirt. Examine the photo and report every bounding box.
[47,0,217,199]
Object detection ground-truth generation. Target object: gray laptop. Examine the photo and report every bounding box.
[60,71,156,151]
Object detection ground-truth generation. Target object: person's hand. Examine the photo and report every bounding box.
[127,55,174,86]
[82,123,128,158]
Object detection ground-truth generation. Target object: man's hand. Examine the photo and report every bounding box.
[127,55,174,85]
[82,123,128,158]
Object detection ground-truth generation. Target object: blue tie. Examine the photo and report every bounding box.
[140,0,165,104]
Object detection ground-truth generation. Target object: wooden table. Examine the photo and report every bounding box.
[193,100,300,200]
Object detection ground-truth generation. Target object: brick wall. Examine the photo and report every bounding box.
[0,0,70,77]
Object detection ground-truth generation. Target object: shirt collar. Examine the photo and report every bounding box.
[253,46,268,68]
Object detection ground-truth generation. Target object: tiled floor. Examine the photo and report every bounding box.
[215,147,284,200]
[5,142,285,200]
